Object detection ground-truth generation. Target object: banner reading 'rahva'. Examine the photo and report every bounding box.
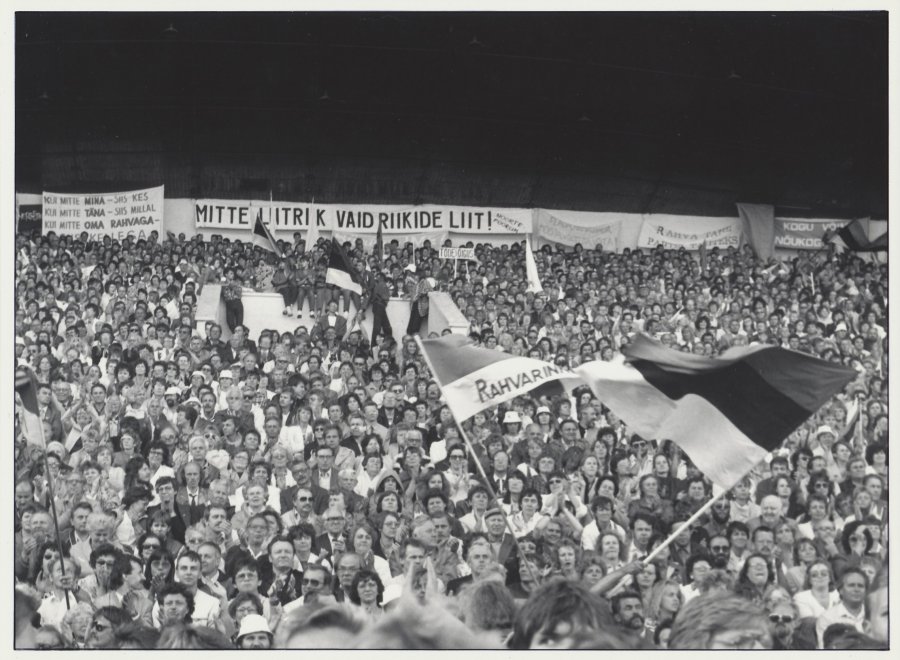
[42,186,164,239]
[637,215,742,250]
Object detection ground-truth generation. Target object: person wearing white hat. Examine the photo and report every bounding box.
[502,411,521,426]
[216,370,234,409]
[502,410,524,447]
[235,613,273,649]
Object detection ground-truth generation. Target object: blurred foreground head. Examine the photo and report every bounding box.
[509,578,614,649]
[668,594,771,649]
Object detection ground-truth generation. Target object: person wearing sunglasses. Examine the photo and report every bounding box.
[283,563,337,613]
[767,600,807,649]
[84,605,132,649]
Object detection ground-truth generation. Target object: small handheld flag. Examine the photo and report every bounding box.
[325,237,363,295]
[250,210,282,257]
[525,239,543,294]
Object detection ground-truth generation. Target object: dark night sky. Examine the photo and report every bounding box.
[15,12,888,218]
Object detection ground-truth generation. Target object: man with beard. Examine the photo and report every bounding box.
[703,498,732,538]
[611,590,649,645]
[767,600,808,649]
[707,534,731,571]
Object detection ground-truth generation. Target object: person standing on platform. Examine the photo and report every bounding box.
[221,268,244,333]
[406,268,434,336]
[363,271,393,349]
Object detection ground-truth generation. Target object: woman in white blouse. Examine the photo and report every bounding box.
[793,559,841,619]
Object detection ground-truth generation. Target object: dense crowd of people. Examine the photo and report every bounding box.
[13,227,889,649]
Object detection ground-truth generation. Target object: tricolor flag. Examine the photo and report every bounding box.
[15,366,45,447]
[827,218,887,253]
[325,237,363,296]
[525,239,543,294]
[574,335,857,490]
[420,334,578,420]
[250,211,282,257]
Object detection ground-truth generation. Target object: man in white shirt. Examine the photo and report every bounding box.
[152,551,221,629]
[815,567,868,648]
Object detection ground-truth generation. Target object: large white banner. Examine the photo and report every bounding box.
[194,199,532,235]
[42,186,164,239]
[536,209,622,250]
[637,215,742,250]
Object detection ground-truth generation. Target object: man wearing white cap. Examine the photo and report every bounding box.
[235,613,273,649]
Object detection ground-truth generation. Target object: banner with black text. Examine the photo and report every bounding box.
[194,199,532,235]
[42,186,164,239]
[637,215,742,250]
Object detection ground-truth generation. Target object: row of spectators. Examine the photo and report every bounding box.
[13,228,888,648]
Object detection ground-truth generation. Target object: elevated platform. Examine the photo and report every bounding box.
[195,286,468,346]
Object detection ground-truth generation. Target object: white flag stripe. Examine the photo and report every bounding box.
[525,240,543,293]
[440,355,579,420]
[653,394,769,489]
[575,357,768,489]
[19,409,45,448]
[251,234,277,254]
[325,266,363,295]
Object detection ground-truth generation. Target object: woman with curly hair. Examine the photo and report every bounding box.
[733,553,775,606]
[552,538,582,581]
[349,569,385,621]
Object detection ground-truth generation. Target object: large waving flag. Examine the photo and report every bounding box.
[420,334,578,420]
[575,335,856,490]
[325,237,363,295]
[827,218,887,253]
[250,210,282,257]
[525,239,543,294]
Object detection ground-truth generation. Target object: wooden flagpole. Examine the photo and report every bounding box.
[413,336,541,587]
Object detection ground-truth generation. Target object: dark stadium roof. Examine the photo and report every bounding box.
[15,11,888,218]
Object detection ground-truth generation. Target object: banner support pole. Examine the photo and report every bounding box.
[413,336,542,588]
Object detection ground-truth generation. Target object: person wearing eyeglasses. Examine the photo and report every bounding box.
[283,563,337,613]
[316,507,349,558]
[793,559,840,619]
[77,543,119,602]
